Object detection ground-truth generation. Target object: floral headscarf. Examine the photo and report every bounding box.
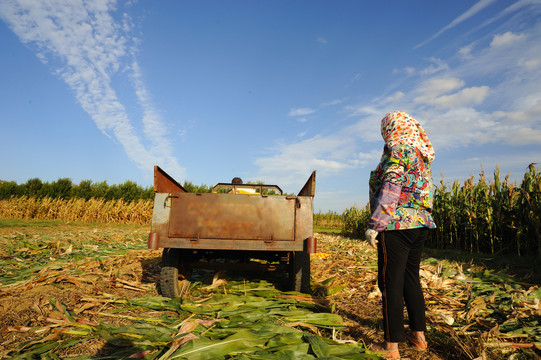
[381,110,435,163]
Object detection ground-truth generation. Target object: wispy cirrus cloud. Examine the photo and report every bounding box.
[288,107,316,117]
[254,126,381,187]
[414,0,498,49]
[394,57,449,76]
[0,0,185,180]
[413,77,490,109]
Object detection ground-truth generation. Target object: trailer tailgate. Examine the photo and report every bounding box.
[168,193,296,241]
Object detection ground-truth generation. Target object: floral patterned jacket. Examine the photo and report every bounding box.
[368,145,436,231]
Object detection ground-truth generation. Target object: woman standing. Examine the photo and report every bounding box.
[365,111,436,359]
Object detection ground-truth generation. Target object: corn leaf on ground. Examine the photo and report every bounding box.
[0,220,540,359]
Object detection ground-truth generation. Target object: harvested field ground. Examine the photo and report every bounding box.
[0,220,540,359]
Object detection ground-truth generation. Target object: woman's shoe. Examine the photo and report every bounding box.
[406,334,428,350]
[369,343,400,359]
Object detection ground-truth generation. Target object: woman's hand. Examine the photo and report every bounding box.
[365,229,378,249]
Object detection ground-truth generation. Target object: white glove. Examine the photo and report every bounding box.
[365,229,378,249]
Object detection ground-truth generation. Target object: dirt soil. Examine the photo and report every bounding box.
[0,253,444,360]
[1,224,536,359]
[0,246,163,358]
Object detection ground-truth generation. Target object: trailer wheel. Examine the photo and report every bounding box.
[289,251,310,293]
[160,248,192,298]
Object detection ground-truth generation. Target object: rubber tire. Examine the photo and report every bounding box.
[160,248,191,298]
[289,251,311,293]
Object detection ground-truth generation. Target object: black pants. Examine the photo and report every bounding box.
[377,227,429,342]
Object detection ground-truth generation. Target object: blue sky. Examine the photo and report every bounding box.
[1,0,540,213]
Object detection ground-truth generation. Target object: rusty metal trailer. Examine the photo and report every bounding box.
[148,166,317,298]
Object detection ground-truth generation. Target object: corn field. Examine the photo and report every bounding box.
[0,196,153,225]
[340,205,370,238]
[342,165,541,257]
[430,164,541,257]
[313,210,343,228]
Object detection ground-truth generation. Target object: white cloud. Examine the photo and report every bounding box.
[405,67,415,76]
[501,127,541,145]
[321,99,343,107]
[383,91,405,104]
[317,36,327,44]
[423,108,497,148]
[420,98,541,149]
[395,58,449,77]
[420,57,450,75]
[0,0,185,180]
[490,31,526,47]
[519,57,541,70]
[254,115,382,189]
[343,104,383,119]
[255,138,353,188]
[131,61,185,177]
[509,92,541,120]
[458,44,474,59]
[415,85,490,109]
[350,149,383,168]
[416,77,465,98]
[288,107,316,117]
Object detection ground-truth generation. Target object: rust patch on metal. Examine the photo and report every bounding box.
[305,237,317,254]
[148,232,160,250]
[297,170,316,197]
[168,193,296,241]
[154,165,187,193]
